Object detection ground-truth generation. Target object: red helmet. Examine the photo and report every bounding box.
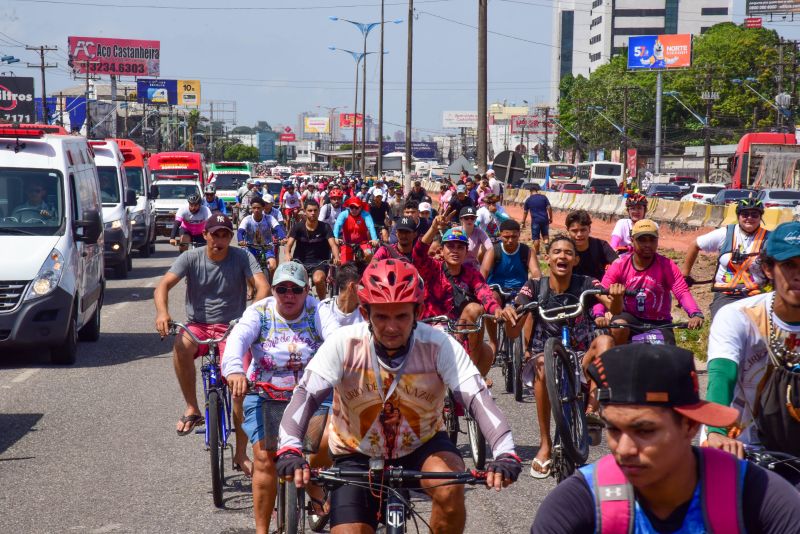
[344,196,362,209]
[626,193,648,209]
[329,189,344,199]
[358,260,424,306]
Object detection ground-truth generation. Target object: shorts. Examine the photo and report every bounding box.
[178,227,205,245]
[302,261,329,278]
[185,322,252,369]
[340,242,373,264]
[612,312,676,345]
[242,393,330,449]
[247,246,276,260]
[529,221,549,241]
[329,432,461,529]
[710,292,746,320]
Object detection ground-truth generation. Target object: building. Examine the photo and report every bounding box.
[550,0,733,105]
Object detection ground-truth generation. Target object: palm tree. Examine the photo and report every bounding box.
[186,109,201,151]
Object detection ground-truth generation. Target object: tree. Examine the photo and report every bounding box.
[186,109,201,151]
[224,144,260,162]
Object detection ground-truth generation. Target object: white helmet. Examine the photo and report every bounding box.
[263,194,275,203]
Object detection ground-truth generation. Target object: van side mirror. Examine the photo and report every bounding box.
[75,210,102,243]
[150,184,159,199]
[125,188,137,207]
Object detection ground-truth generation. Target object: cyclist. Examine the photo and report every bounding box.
[237,197,285,282]
[682,197,770,319]
[281,182,302,224]
[333,196,379,264]
[565,209,618,281]
[222,262,324,534]
[419,201,437,225]
[284,199,339,300]
[502,234,620,478]
[387,184,405,219]
[476,194,510,242]
[155,214,268,478]
[202,184,227,215]
[319,188,343,228]
[238,180,262,223]
[521,184,552,255]
[170,194,212,253]
[406,179,428,203]
[610,193,650,253]
[597,220,704,346]
[272,260,522,534]
[443,183,474,220]
[456,206,494,271]
[415,218,502,379]
[374,216,416,262]
[532,343,800,533]
[367,191,391,242]
[703,222,800,474]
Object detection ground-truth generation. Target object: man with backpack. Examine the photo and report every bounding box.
[532,343,800,533]
[703,221,800,485]
[682,197,770,319]
[565,209,618,281]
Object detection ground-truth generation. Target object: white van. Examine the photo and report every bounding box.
[90,140,137,278]
[0,127,105,364]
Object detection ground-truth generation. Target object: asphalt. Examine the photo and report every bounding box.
[0,243,707,534]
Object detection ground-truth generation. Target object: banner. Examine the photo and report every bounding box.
[747,0,800,15]
[443,111,478,129]
[68,36,160,76]
[279,133,296,142]
[178,80,201,106]
[381,141,437,159]
[509,114,556,135]
[627,34,692,70]
[0,76,35,123]
[339,113,363,128]
[304,116,330,134]
[136,79,177,105]
[627,148,638,178]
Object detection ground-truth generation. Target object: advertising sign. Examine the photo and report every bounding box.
[339,113,363,128]
[68,36,160,76]
[747,0,800,15]
[136,79,177,105]
[0,76,35,123]
[442,111,478,129]
[279,133,296,142]
[304,116,330,134]
[381,141,437,159]
[178,80,201,106]
[744,17,764,28]
[509,115,556,135]
[627,34,692,70]
[627,148,638,178]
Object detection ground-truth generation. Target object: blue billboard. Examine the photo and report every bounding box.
[381,141,437,159]
[136,79,177,105]
[627,34,692,70]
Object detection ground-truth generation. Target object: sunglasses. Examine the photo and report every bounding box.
[461,216,477,221]
[274,285,304,295]
[739,211,761,219]
[348,206,361,211]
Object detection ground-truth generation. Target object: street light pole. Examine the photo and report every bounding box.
[361,30,368,178]
[405,0,414,191]
[378,0,385,178]
[477,0,488,173]
[353,58,360,174]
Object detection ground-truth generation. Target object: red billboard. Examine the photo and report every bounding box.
[339,113,364,128]
[279,133,296,142]
[510,115,556,135]
[744,17,763,28]
[68,36,160,76]
[626,149,638,178]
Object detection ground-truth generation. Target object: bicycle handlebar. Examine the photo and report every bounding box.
[537,288,610,323]
[605,321,690,332]
[311,467,487,485]
[166,320,238,345]
[745,447,800,470]
[247,380,295,401]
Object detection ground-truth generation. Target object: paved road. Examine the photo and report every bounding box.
[1,243,706,533]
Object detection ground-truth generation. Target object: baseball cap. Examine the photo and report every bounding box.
[419,202,432,213]
[395,217,417,232]
[456,184,467,193]
[263,194,274,203]
[204,214,234,234]
[272,261,309,288]
[588,344,739,427]
[486,169,495,177]
[459,206,477,218]
[631,219,659,239]
[765,221,800,262]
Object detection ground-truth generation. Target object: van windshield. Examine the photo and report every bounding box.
[156,183,199,200]
[125,167,145,196]
[212,173,247,189]
[97,166,121,205]
[0,168,65,235]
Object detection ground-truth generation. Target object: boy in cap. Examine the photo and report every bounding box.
[532,344,800,533]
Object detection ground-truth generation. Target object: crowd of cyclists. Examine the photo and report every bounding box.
[154,168,800,533]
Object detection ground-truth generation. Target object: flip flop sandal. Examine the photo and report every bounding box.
[307,494,330,531]
[529,458,552,479]
[176,414,204,436]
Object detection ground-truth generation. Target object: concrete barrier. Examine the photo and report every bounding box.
[588,194,605,213]
[706,205,725,228]
[515,188,527,205]
[614,197,628,217]
[652,199,679,222]
[762,207,795,230]
[646,198,659,218]
[720,203,738,226]
[574,194,591,211]
[598,195,617,217]
[675,201,695,225]
[561,193,576,210]
[550,192,564,209]
[686,203,711,227]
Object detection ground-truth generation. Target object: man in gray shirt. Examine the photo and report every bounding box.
[155,214,269,477]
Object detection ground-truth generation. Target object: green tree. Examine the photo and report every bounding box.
[223,144,259,162]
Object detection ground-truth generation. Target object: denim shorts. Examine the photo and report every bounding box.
[242,394,330,450]
[529,221,549,240]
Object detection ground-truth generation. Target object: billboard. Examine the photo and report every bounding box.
[0,76,35,123]
[304,116,330,134]
[136,79,201,106]
[381,141,437,159]
[178,80,201,106]
[747,0,800,15]
[443,111,478,129]
[339,113,363,128]
[627,34,692,70]
[509,115,556,135]
[68,36,160,76]
[279,133,296,142]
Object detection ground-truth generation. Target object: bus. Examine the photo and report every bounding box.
[149,151,207,186]
[576,161,624,186]
[529,163,576,189]
[208,161,253,212]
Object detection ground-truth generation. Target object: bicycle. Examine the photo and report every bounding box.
[310,463,488,534]
[745,446,800,490]
[606,321,690,345]
[166,320,237,508]
[489,285,526,401]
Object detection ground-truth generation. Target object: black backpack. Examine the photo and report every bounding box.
[754,349,800,455]
[492,242,530,270]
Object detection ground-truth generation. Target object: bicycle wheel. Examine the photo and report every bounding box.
[544,337,589,465]
[498,329,513,394]
[511,335,524,402]
[552,442,576,483]
[443,391,459,445]
[207,389,225,508]
[286,485,305,534]
[466,415,486,469]
[276,479,286,532]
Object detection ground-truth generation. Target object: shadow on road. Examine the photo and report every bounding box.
[103,286,156,306]
[0,413,43,455]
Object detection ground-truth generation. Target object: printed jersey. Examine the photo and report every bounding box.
[221,295,324,389]
[237,213,284,246]
[476,205,510,240]
[696,225,768,288]
[704,293,800,445]
[282,191,301,209]
[314,297,365,340]
[320,202,342,228]
[333,210,378,243]
[202,196,227,214]
[175,205,212,236]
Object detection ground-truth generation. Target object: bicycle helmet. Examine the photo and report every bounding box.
[329,188,344,199]
[441,228,469,244]
[736,197,764,215]
[204,184,216,194]
[626,193,648,209]
[358,259,424,306]
[187,194,201,205]
[283,180,292,187]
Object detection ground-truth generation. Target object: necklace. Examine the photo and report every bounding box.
[767,295,800,365]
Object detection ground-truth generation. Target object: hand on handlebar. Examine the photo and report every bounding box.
[370,239,379,248]
[607,283,626,298]
[687,316,704,330]
[155,312,172,338]
[227,372,249,398]
[238,240,247,247]
[703,432,745,459]
[276,448,311,488]
[169,238,177,247]
[499,305,518,327]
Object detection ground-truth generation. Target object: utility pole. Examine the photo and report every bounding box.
[777,37,784,130]
[621,86,629,180]
[477,0,488,173]
[703,67,715,183]
[361,36,368,178]
[377,0,385,177]
[26,45,57,123]
[654,71,663,173]
[404,0,413,191]
[543,106,550,161]
[82,60,99,137]
[123,86,129,136]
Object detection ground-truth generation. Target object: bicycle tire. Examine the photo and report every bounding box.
[543,337,589,465]
[552,443,576,483]
[499,329,513,393]
[207,389,225,508]
[444,391,459,445]
[286,484,304,534]
[277,479,286,533]
[466,415,486,469]
[512,335,524,402]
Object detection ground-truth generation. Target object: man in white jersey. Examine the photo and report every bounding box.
[170,194,212,252]
[237,196,285,280]
[281,183,302,223]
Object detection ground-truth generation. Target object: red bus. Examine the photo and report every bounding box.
[148,151,207,186]
[730,132,799,189]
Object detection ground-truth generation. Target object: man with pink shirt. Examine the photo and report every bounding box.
[596,219,704,345]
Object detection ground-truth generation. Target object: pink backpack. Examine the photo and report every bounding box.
[592,447,743,534]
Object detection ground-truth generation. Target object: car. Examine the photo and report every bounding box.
[680,183,726,203]
[669,176,698,195]
[755,189,800,209]
[558,183,584,194]
[583,178,620,195]
[708,189,755,206]
[644,184,683,200]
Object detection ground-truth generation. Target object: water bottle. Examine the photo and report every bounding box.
[636,288,646,314]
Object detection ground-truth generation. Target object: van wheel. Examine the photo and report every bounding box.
[113,259,128,279]
[51,310,78,365]
[126,253,133,271]
[78,292,102,342]
[138,241,151,257]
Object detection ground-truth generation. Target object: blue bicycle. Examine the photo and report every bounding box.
[168,321,237,508]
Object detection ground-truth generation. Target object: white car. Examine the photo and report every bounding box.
[151,180,203,238]
[680,183,726,203]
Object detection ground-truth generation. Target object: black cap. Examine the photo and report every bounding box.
[395,217,417,232]
[588,345,738,427]
[205,213,234,234]
[459,206,477,218]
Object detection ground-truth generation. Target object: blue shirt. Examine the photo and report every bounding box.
[523,194,550,223]
[487,245,528,290]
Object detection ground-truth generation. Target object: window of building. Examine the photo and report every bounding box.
[592,0,603,8]
[664,0,679,34]
[701,7,728,16]
[614,27,665,36]
[590,52,602,62]
[615,9,666,17]
[590,15,603,28]
[560,10,574,78]
[701,26,711,33]
[590,34,602,45]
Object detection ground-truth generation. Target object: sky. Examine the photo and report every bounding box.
[1,0,799,138]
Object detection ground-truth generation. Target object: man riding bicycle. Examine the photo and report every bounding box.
[333,196,379,264]
[281,182,302,224]
[284,199,339,300]
[682,197,770,319]
[272,260,522,534]
[319,188,344,228]
[374,216,416,262]
[202,184,227,215]
[237,196,285,281]
[170,194,212,253]
[610,193,650,254]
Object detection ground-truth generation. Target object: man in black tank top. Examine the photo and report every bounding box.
[566,209,618,280]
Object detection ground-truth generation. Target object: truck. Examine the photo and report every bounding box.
[729,132,800,190]
[208,161,253,213]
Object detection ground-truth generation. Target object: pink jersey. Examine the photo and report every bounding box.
[595,253,700,321]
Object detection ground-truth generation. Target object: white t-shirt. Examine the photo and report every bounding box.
[314,297,365,340]
[610,218,659,250]
[489,177,501,196]
[704,293,800,445]
[283,191,301,209]
[695,225,767,287]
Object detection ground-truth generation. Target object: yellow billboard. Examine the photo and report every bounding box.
[304,116,330,134]
[178,80,201,107]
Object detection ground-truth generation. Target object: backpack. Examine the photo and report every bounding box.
[492,242,530,270]
[753,345,800,455]
[586,448,744,534]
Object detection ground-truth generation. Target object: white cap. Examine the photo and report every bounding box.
[419,202,432,212]
[486,169,495,176]
[263,194,274,203]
